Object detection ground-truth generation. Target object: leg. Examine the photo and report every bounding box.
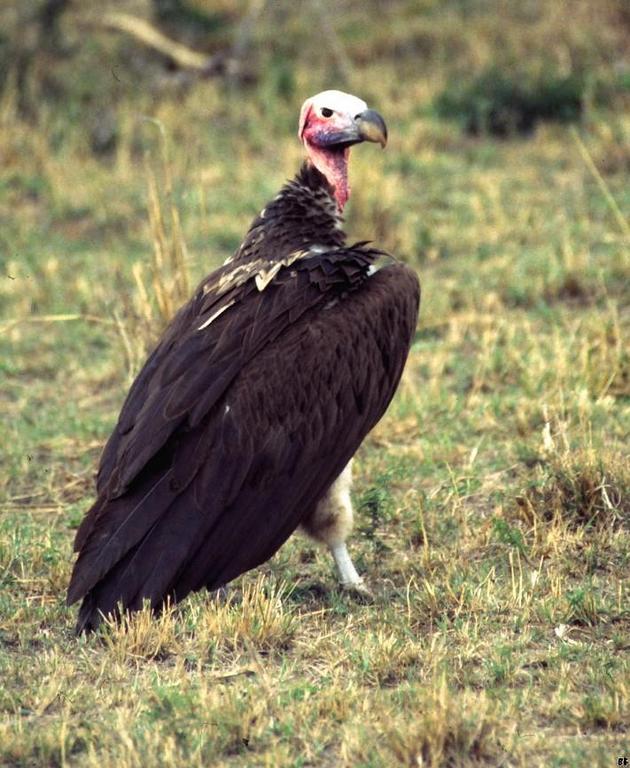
[300,461,371,595]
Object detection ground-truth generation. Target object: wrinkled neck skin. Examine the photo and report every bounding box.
[304,142,350,210]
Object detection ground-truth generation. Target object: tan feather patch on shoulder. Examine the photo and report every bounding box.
[197,300,236,331]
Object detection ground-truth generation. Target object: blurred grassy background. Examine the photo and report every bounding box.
[0,1,629,765]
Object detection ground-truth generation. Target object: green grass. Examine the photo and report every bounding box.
[1,0,629,765]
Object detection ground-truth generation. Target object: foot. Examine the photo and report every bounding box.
[340,578,374,602]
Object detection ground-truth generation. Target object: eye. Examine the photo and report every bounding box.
[321,107,334,118]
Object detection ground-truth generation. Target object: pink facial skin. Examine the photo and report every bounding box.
[299,100,353,211]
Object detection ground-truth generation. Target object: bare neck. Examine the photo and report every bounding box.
[304,144,351,210]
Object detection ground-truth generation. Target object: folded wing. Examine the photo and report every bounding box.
[67,254,419,632]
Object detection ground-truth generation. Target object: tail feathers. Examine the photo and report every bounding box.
[71,491,211,633]
[75,591,107,634]
[67,470,177,607]
[75,589,161,634]
[73,542,141,633]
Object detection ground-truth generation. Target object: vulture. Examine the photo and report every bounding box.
[67,90,420,632]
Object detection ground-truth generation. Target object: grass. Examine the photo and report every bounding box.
[1,0,629,765]
[434,68,587,136]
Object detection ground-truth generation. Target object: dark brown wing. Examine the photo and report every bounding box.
[94,250,376,500]
[68,258,419,631]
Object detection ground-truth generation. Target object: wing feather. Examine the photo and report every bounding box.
[69,258,419,630]
[97,258,355,498]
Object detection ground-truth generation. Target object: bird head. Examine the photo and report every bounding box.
[298,90,387,211]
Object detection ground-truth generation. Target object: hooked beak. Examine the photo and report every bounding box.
[317,109,388,150]
[355,109,388,148]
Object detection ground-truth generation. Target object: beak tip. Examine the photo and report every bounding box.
[356,109,388,149]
